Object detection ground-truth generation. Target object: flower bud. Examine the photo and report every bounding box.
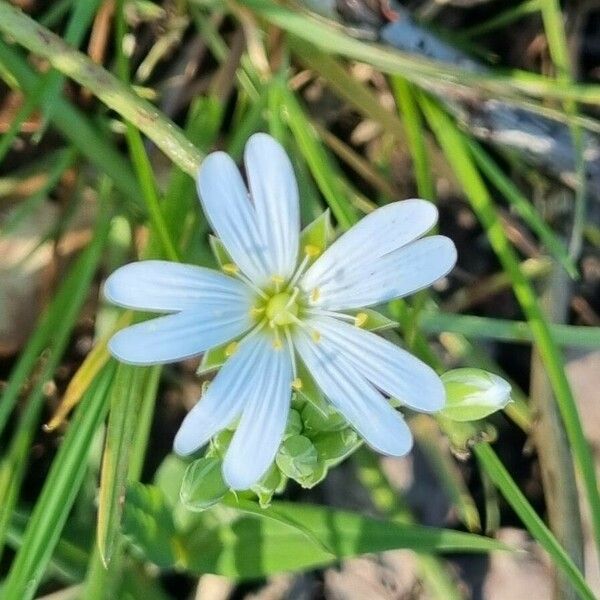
[441,368,512,422]
[276,435,322,487]
[180,457,229,511]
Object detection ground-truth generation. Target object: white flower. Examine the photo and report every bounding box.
[104,133,457,490]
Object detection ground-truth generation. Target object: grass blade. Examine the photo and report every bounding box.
[419,92,600,559]
[0,200,112,560]
[97,364,149,566]
[2,364,115,600]
[474,443,595,600]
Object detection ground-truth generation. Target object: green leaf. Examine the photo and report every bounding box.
[1,365,115,600]
[0,200,112,563]
[280,86,358,228]
[0,40,141,202]
[475,444,596,600]
[97,365,148,566]
[123,483,182,568]
[419,93,600,552]
[0,1,202,176]
[182,501,508,578]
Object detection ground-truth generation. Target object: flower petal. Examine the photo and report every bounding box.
[245,133,300,280]
[196,151,270,285]
[223,335,293,490]
[294,329,412,456]
[307,235,457,310]
[173,333,267,455]
[301,199,438,295]
[309,316,444,412]
[104,260,254,313]
[108,309,252,365]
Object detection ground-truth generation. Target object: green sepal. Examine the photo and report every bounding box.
[437,415,498,459]
[209,234,233,268]
[252,464,286,508]
[346,308,397,332]
[197,342,229,375]
[294,358,328,417]
[180,456,229,512]
[208,429,234,456]
[299,209,331,258]
[297,461,328,489]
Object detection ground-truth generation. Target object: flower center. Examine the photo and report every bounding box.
[266,291,299,326]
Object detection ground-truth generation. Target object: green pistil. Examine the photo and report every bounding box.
[266,291,299,326]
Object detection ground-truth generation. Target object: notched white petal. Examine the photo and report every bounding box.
[103,260,253,313]
[196,151,270,285]
[174,333,267,455]
[245,133,300,280]
[310,235,457,310]
[301,199,438,294]
[108,309,252,365]
[309,316,445,412]
[294,329,413,456]
[222,334,293,490]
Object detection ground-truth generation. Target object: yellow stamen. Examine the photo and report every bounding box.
[271,274,285,292]
[222,263,239,275]
[354,312,368,328]
[292,378,303,391]
[225,341,239,357]
[310,288,321,303]
[304,244,321,258]
[271,325,283,350]
[311,330,321,343]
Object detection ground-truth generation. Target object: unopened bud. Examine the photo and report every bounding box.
[276,435,321,487]
[180,457,229,511]
[441,368,512,422]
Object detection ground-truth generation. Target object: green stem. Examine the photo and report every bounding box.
[419,312,600,348]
